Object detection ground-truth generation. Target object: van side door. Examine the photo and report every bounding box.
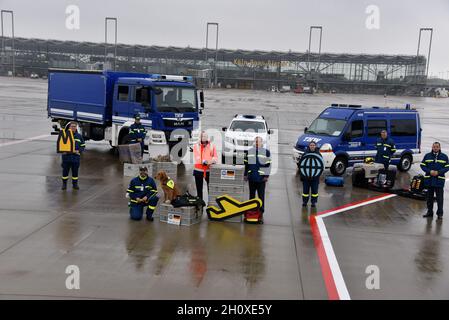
[342,119,366,164]
[390,115,418,158]
[365,116,388,158]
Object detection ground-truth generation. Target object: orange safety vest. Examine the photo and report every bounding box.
[193,141,218,177]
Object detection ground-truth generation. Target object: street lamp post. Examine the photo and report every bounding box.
[308,26,323,91]
[1,10,15,77]
[205,22,219,87]
[105,17,118,71]
[415,28,433,83]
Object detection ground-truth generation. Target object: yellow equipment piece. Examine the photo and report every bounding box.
[364,157,374,164]
[166,179,175,189]
[57,129,75,153]
[206,195,262,221]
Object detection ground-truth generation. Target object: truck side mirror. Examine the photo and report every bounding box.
[222,127,227,132]
[199,91,205,109]
[304,127,308,133]
[343,132,351,141]
[268,129,273,134]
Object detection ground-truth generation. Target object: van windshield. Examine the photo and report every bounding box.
[307,117,347,137]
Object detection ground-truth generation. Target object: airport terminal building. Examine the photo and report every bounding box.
[0,37,429,95]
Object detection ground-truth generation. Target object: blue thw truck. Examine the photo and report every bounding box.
[47,69,204,154]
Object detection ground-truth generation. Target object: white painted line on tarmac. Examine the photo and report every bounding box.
[319,194,398,219]
[0,134,51,148]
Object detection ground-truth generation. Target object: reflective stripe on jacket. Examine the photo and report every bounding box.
[193,142,218,174]
[420,151,449,188]
[129,123,147,141]
[62,131,85,163]
[375,137,396,163]
[127,175,158,204]
[244,147,272,182]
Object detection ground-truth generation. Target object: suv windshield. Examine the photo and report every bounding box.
[229,120,266,132]
[154,86,196,112]
[307,117,347,136]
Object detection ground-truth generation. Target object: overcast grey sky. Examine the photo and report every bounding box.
[1,0,448,76]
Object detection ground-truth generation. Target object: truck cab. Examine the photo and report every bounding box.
[108,75,201,150]
[292,104,422,176]
[47,70,203,157]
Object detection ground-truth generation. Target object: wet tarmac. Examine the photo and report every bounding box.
[1,76,449,299]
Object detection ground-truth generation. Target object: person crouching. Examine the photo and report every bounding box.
[127,166,159,221]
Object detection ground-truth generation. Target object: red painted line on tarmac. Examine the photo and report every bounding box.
[309,214,340,300]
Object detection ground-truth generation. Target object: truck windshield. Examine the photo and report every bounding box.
[154,86,196,113]
[307,117,347,137]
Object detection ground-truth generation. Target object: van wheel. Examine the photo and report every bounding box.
[330,157,347,176]
[398,154,412,172]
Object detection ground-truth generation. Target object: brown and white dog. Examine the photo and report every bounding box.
[155,170,180,203]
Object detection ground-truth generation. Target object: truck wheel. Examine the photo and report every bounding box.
[330,156,347,176]
[397,154,412,172]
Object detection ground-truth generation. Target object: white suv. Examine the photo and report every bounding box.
[222,114,272,163]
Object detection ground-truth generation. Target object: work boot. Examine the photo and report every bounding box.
[61,181,67,190]
[72,181,79,190]
[437,215,443,221]
[302,203,308,207]
[311,203,316,208]
[423,212,433,218]
[146,216,154,222]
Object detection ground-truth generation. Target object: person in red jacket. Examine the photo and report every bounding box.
[193,131,218,201]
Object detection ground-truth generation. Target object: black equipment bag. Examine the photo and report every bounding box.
[171,192,206,209]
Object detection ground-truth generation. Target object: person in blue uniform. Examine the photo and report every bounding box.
[244,137,272,215]
[61,121,85,190]
[300,141,322,207]
[127,166,159,221]
[129,115,147,157]
[375,130,396,170]
[420,142,449,220]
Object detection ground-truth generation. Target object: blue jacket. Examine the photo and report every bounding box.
[375,137,396,164]
[420,151,449,188]
[129,123,147,142]
[244,147,272,183]
[62,131,85,163]
[127,175,158,205]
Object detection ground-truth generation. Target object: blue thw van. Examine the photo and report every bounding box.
[292,104,422,176]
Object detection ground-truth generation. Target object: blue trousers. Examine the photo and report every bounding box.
[129,194,159,220]
[302,178,319,204]
[62,160,80,184]
[249,180,266,213]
